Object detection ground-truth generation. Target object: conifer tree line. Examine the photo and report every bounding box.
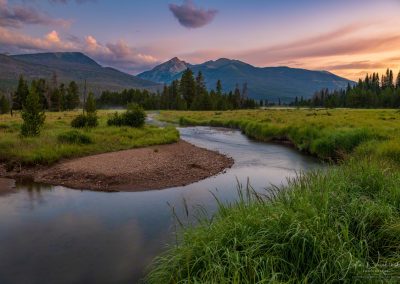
[292,69,400,108]
[97,69,258,110]
[1,74,82,113]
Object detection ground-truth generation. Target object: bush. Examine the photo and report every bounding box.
[107,104,146,128]
[71,114,98,128]
[71,114,87,128]
[124,103,146,127]
[107,112,125,127]
[57,130,93,144]
[86,113,98,128]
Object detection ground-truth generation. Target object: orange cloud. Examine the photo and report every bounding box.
[45,30,61,43]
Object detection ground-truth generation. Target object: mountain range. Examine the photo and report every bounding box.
[0,52,159,94]
[0,52,353,102]
[138,57,354,102]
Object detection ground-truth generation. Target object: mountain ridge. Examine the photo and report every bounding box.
[0,52,160,94]
[138,57,354,102]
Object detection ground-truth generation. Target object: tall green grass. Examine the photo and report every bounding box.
[0,111,179,166]
[147,159,400,283]
[148,109,400,283]
[164,109,398,162]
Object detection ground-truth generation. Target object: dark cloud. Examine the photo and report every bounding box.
[169,0,217,28]
[0,0,70,28]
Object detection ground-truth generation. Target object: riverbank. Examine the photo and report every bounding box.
[147,109,400,283]
[2,140,233,191]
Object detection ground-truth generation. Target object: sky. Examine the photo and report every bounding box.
[1,0,400,80]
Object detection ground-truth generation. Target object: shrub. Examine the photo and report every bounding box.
[86,113,98,128]
[124,103,146,127]
[107,104,146,128]
[107,112,124,127]
[71,114,98,128]
[57,130,93,144]
[71,114,87,128]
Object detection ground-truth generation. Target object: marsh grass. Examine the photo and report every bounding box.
[0,110,179,166]
[162,108,399,162]
[148,109,400,283]
[147,159,400,283]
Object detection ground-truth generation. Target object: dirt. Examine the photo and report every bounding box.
[1,140,234,192]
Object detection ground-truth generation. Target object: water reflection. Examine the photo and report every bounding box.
[0,127,320,284]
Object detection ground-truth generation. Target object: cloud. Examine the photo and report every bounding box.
[169,0,217,28]
[0,27,159,73]
[45,30,61,43]
[324,61,389,70]
[0,0,71,28]
[236,24,400,66]
[0,27,74,51]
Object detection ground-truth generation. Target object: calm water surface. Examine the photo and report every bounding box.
[0,127,320,284]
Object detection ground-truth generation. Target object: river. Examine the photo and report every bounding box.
[0,126,320,284]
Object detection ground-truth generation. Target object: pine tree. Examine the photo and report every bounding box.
[65,81,80,110]
[20,84,46,137]
[389,70,394,88]
[59,83,66,110]
[396,71,400,89]
[233,84,241,108]
[50,88,61,112]
[195,71,206,96]
[242,82,248,100]
[0,95,10,114]
[13,75,29,110]
[179,69,196,108]
[85,92,96,114]
[216,80,222,96]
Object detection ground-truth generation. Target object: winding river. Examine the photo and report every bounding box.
[0,126,320,284]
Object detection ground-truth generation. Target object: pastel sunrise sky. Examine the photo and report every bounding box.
[1,0,400,80]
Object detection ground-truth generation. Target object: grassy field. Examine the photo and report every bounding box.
[148,108,400,283]
[160,108,400,162]
[0,110,179,167]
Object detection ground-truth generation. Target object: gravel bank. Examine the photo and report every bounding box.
[33,140,233,191]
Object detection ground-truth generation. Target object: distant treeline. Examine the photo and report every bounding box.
[0,74,81,114]
[292,69,400,108]
[97,69,258,110]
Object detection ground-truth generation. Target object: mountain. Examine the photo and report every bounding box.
[0,52,160,94]
[137,57,191,84]
[138,58,354,102]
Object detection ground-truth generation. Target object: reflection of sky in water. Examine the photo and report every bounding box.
[0,127,321,284]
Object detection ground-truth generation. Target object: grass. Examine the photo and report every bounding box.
[0,110,179,167]
[148,159,400,283]
[160,109,399,161]
[147,108,400,283]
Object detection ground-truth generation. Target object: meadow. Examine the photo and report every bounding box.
[160,108,400,162]
[0,110,179,167]
[148,108,400,283]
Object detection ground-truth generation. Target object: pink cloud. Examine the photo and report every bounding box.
[0,0,71,28]
[0,27,160,73]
